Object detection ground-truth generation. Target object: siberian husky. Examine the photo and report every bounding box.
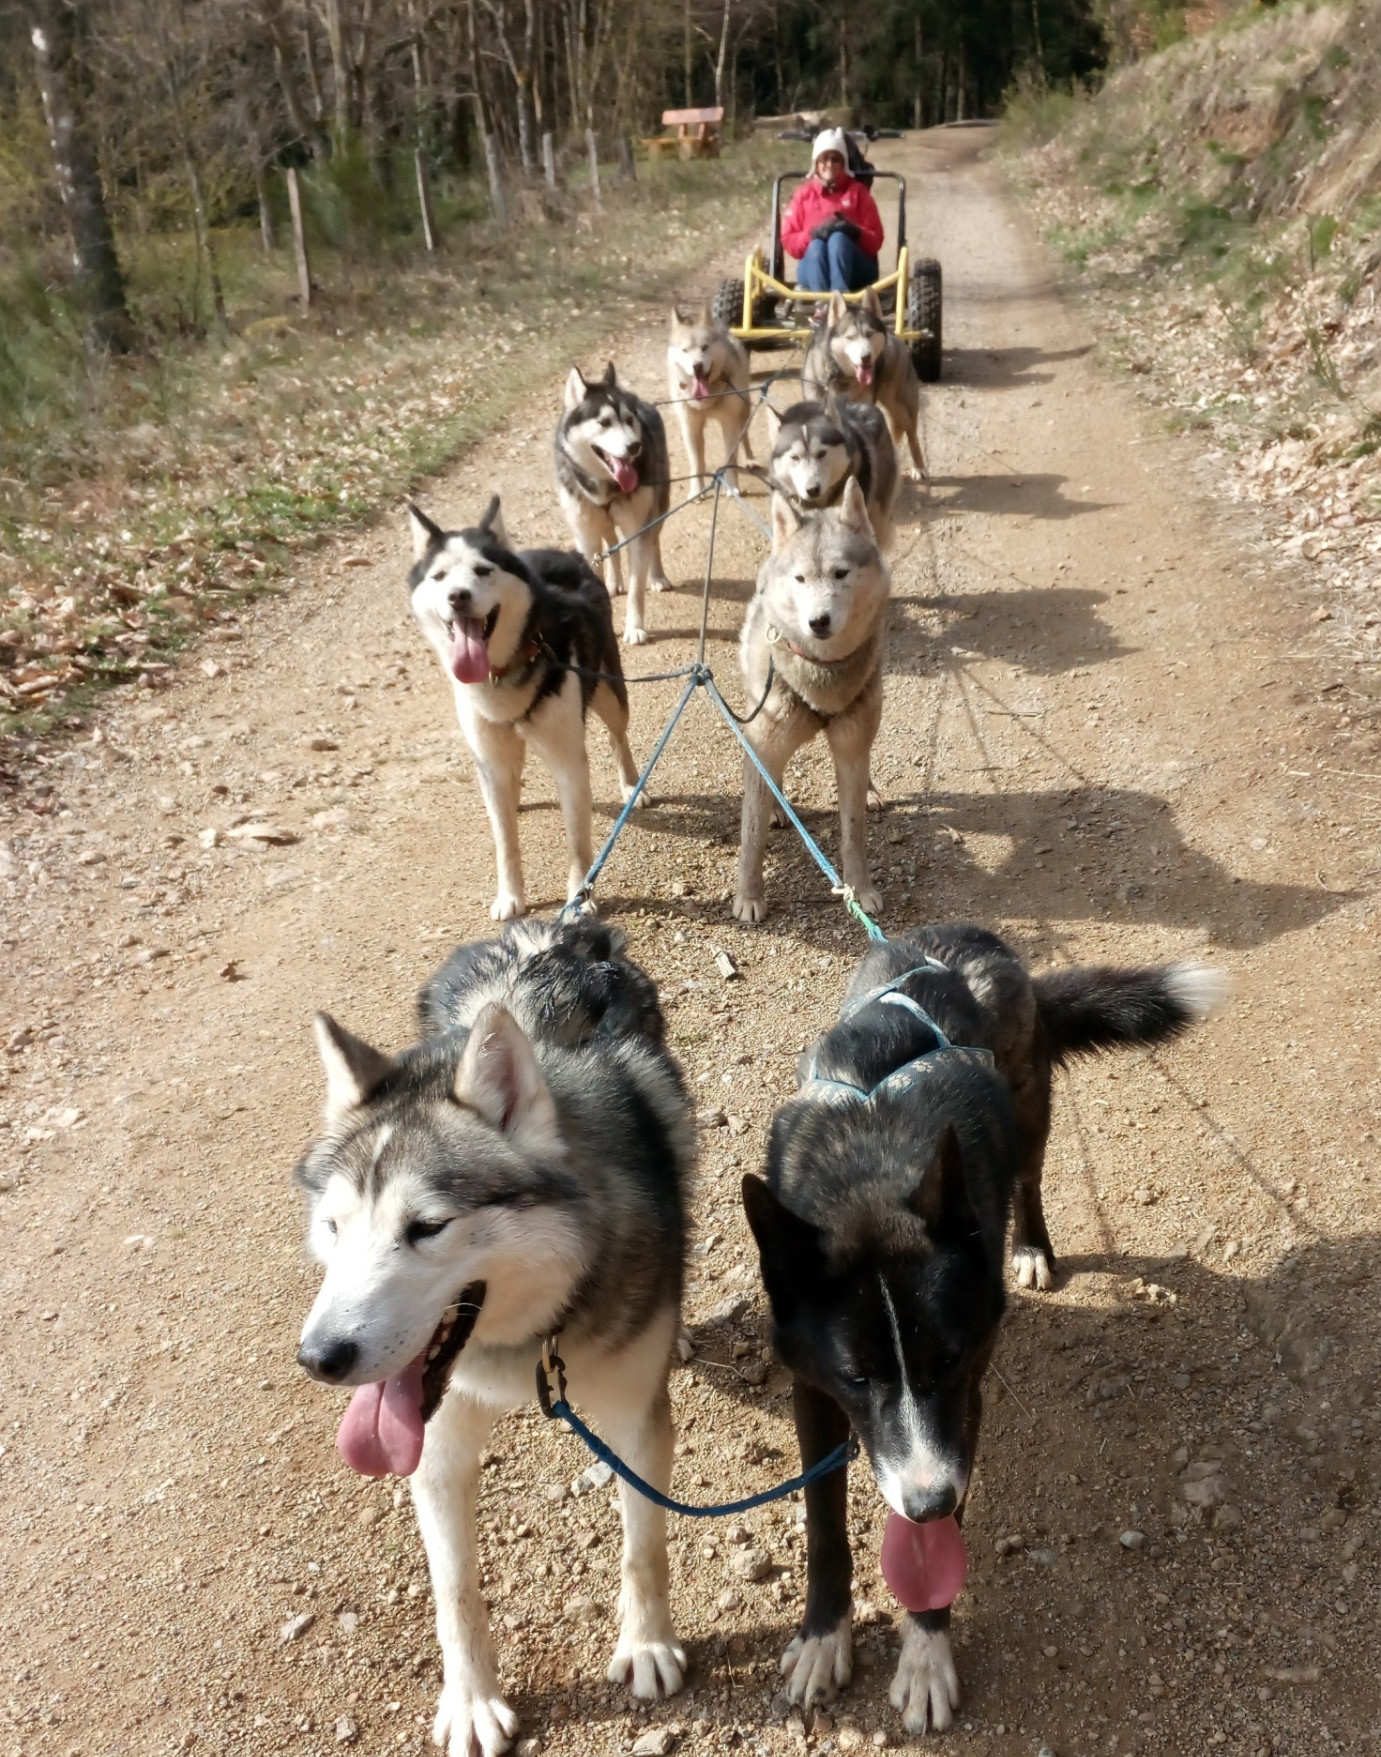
[408,497,640,922]
[295,918,695,1757]
[802,289,926,481]
[744,926,1222,1735]
[555,362,674,645]
[666,303,755,497]
[765,396,899,550]
[733,479,890,925]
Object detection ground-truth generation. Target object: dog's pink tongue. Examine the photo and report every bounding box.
[336,1361,427,1478]
[856,362,875,387]
[610,457,639,492]
[880,1511,969,1613]
[450,618,490,684]
[691,375,711,402]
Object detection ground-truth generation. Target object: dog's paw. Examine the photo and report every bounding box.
[1012,1245,1054,1292]
[623,782,653,809]
[781,1619,852,1707]
[686,483,706,503]
[607,1631,687,1700]
[889,1625,959,1736]
[867,785,884,813]
[649,577,672,595]
[623,624,650,646]
[903,464,927,485]
[732,892,769,925]
[490,893,525,922]
[433,1678,518,1757]
[564,891,599,917]
[850,882,883,916]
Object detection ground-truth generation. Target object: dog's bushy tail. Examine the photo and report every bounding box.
[1033,964,1225,1068]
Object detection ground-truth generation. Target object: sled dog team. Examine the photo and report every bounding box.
[294,299,1225,1756]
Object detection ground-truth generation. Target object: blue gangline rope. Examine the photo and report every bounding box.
[548,1396,856,1517]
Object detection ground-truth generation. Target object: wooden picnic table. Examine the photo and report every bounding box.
[643,106,724,160]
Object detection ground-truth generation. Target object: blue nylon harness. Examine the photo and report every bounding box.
[801,960,995,1103]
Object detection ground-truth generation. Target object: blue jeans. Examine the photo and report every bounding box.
[797,231,879,293]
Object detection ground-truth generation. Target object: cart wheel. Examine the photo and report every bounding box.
[907,258,942,383]
[712,278,746,332]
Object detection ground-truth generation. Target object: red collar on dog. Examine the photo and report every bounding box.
[488,633,544,683]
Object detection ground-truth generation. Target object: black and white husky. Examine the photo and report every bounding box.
[295,919,694,1757]
[408,496,640,922]
[765,397,899,551]
[744,926,1222,1737]
[555,362,674,646]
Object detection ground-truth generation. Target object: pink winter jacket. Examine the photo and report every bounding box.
[781,172,885,261]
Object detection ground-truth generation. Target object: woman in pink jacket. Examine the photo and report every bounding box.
[781,128,885,296]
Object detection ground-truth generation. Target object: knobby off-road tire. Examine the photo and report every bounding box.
[713,278,746,332]
[907,257,943,383]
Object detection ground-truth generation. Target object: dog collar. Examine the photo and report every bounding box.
[488,632,544,683]
[785,639,852,666]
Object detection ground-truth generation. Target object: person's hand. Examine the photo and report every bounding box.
[836,219,861,243]
[810,220,838,242]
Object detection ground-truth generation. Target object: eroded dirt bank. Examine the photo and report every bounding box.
[2,128,1378,1757]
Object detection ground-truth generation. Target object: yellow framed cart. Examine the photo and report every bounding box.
[710,167,942,382]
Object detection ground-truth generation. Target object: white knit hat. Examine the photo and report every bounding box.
[811,128,849,167]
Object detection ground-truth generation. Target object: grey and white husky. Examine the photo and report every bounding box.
[555,362,674,646]
[765,396,899,551]
[408,497,641,922]
[295,918,694,1757]
[733,479,890,925]
[802,289,926,481]
[666,303,755,497]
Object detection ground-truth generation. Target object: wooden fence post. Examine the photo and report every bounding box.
[483,131,507,227]
[285,167,311,307]
[618,133,636,182]
[414,148,438,250]
[542,130,558,191]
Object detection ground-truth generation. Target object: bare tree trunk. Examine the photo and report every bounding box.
[255,163,275,250]
[469,0,507,223]
[303,11,329,136]
[322,0,351,149]
[264,0,328,156]
[26,0,134,352]
[585,123,601,210]
[286,166,312,304]
[414,148,437,247]
[542,129,557,189]
[712,0,731,109]
[913,15,922,128]
[682,0,692,106]
[617,132,634,181]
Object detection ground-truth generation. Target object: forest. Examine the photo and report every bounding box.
[3,0,1108,358]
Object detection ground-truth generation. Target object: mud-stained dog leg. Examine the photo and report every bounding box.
[781,1377,853,1707]
[590,680,646,806]
[733,713,812,925]
[527,684,596,909]
[410,1392,516,1757]
[462,709,526,921]
[825,690,883,918]
[587,1320,686,1701]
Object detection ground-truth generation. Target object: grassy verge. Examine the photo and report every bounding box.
[1000,9,1381,658]
[0,142,794,741]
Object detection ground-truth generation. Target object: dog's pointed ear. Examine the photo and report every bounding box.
[602,360,618,386]
[408,503,443,561]
[695,300,711,327]
[907,1123,972,1232]
[564,366,587,411]
[770,490,803,554]
[762,402,783,442]
[837,475,874,539]
[742,1174,824,1315]
[479,495,509,549]
[828,290,848,325]
[454,1003,557,1147]
[862,287,884,318]
[315,1013,393,1122]
[669,303,685,329]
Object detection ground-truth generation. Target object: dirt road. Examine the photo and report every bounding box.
[2,127,1378,1757]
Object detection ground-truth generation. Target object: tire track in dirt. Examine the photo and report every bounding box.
[1,128,1378,1757]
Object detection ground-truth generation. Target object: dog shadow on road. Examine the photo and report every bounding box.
[888,582,1132,675]
[941,341,1095,390]
[507,1230,1379,1749]
[918,470,1113,523]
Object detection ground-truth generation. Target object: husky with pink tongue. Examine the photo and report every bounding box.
[554,362,675,645]
[408,495,642,924]
[295,917,695,1757]
[666,303,755,500]
[802,289,926,482]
